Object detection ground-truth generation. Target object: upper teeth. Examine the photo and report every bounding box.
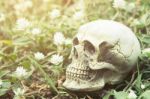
[66,65,90,80]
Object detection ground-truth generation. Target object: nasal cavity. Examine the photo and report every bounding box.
[73,47,78,58]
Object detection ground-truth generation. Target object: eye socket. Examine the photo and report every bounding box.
[73,37,79,45]
[84,40,95,54]
[99,41,114,51]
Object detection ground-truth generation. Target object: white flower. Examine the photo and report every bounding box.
[0,79,3,86]
[113,0,126,9]
[31,28,41,35]
[73,11,85,21]
[16,18,30,30]
[141,84,146,89]
[0,13,6,22]
[15,66,27,79]
[34,52,45,60]
[13,88,26,99]
[49,9,61,19]
[50,54,63,65]
[53,32,65,45]
[128,90,137,99]
[13,88,25,96]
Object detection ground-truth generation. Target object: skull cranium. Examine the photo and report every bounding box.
[63,20,141,91]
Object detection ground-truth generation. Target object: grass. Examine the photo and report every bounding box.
[0,0,150,99]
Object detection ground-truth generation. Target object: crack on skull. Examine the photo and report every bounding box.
[115,39,134,59]
[99,39,136,73]
[98,39,134,72]
[109,40,128,60]
[113,40,130,61]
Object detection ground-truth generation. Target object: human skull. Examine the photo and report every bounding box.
[63,20,141,91]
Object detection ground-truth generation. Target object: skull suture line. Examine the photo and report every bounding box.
[63,20,141,91]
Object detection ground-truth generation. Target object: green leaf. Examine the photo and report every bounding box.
[103,90,113,99]
[13,36,32,46]
[1,40,12,45]
[28,57,58,93]
[140,35,150,44]
[135,74,142,91]
[138,90,150,99]
[113,91,128,99]
[0,81,11,96]
[51,65,64,77]
[21,60,31,69]
[0,70,10,78]
[8,53,17,61]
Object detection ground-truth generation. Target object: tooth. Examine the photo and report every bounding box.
[80,75,83,79]
[70,68,73,73]
[73,68,75,72]
[70,73,72,78]
[77,74,80,78]
[78,75,80,79]
[83,71,86,75]
[77,70,80,74]
[66,68,69,72]
[73,68,77,73]
[72,68,74,73]
[81,66,84,70]
[82,75,85,79]
[75,73,77,77]
[69,67,72,71]
[73,73,76,77]
[81,71,84,75]
[83,75,86,79]
[68,68,71,73]
[76,69,80,74]
[75,69,78,74]
[68,72,70,78]
[79,66,82,69]
[82,70,84,75]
